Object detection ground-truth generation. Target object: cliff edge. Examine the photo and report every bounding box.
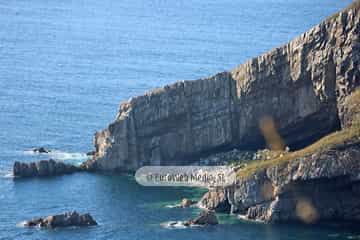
[87,1,360,172]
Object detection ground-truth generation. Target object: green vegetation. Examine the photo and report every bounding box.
[237,88,360,179]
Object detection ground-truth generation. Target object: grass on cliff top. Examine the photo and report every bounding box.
[237,89,360,179]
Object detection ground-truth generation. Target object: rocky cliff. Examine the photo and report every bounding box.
[89,0,360,171]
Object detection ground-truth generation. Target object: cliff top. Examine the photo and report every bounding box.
[123,1,360,110]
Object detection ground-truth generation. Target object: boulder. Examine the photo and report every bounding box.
[36,160,50,176]
[13,162,38,177]
[23,211,97,228]
[79,160,98,172]
[184,210,218,226]
[23,218,43,227]
[198,188,231,212]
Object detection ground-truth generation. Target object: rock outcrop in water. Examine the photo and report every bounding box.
[87,0,360,171]
[32,147,51,154]
[179,198,197,208]
[23,211,97,228]
[166,210,218,228]
[13,160,82,178]
[184,210,218,226]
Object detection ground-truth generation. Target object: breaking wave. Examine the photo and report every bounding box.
[24,149,89,163]
[0,169,13,178]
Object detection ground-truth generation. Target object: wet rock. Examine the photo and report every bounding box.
[198,188,231,213]
[23,218,43,227]
[79,159,98,172]
[184,210,218,226]
[86,151,95,156]
[13,160,82,178]
[23,211,97,228]
[13,162,38,177]
[32,147,50,154]
[36,160,50,176]
[180,198,197,208]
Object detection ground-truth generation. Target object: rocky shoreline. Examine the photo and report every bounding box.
[12,0,360,228]
[79,0,360,225]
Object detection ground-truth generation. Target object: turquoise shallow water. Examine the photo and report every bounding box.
[0,0,359,239]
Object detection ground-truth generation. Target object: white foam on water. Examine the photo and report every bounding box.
[164,204,180,209]
[24,149,89,162]
[16,221,27,228]
[0,170,13,178]
[160,221,205,229]
[347,235,360,240]
[164,204,197,209]
[160,221,188,229]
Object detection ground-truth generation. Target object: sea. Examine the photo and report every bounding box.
[0,0,359,239]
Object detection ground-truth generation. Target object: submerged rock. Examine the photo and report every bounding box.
[13,160,82,178]
[23,211,97,228]
[179,198,197,208]
[164,210,219,228]
[86,151,95,156]
[32,147,51,154]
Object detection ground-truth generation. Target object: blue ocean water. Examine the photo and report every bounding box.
[0,0,359,239]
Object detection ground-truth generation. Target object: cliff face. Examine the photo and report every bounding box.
[92,1,360,171]
[199,85,360,223]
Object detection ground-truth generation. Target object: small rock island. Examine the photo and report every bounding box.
[23,211,97,228]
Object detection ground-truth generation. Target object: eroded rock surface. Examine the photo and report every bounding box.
[88,1,360,171]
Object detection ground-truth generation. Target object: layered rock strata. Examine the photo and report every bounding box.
[89,0,360,171]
